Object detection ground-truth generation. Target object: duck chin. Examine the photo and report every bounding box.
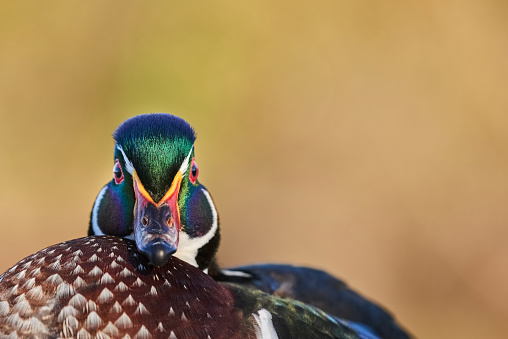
[175,225,220,271]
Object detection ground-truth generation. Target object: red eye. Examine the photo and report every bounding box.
[113,159,124,184]
[189,158,198,184]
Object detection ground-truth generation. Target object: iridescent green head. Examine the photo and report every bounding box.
[89,114,220,270]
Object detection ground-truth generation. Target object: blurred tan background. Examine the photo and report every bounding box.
[1,1,507,338]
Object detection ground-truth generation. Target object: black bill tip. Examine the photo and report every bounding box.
[141,242,177,267]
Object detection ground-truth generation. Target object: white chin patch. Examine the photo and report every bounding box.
[174,188,218,270]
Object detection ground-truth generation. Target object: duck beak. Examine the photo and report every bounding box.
[132,170,182,266]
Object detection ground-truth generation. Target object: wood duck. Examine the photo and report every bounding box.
[0,236,370,338]
[0,114,411,338]
[87,114,411,339]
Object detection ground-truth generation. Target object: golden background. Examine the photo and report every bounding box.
[1,2,507,338]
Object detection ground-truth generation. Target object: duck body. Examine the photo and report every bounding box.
[218,264,410,339]
[0,236,370,339]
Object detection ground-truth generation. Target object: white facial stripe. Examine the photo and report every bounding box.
[179,146,194,175]
[115,145,135,174]
[91,185,108,236]
[174,188,218,268]
[253,309,279,339]
[116,144,192,177]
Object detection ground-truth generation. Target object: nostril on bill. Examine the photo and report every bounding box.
[142,215,149,226]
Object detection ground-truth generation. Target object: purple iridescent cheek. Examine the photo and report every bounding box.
[182,186,213,238]
[97,187,133,236]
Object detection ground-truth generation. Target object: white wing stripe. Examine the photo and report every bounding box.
[253,309,278,339]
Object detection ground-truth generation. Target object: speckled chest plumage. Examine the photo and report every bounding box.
[0,236,249,339]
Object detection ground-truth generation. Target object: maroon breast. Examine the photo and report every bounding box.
[0,236,249,339]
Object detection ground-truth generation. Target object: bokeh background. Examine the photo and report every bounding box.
[1,1,507,338]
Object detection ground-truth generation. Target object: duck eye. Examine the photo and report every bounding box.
[113,159,124,184]
[189,158,198,184]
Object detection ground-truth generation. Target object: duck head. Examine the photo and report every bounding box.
[89,114,220,270]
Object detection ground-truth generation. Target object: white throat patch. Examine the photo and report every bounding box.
[174,188,218,269]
